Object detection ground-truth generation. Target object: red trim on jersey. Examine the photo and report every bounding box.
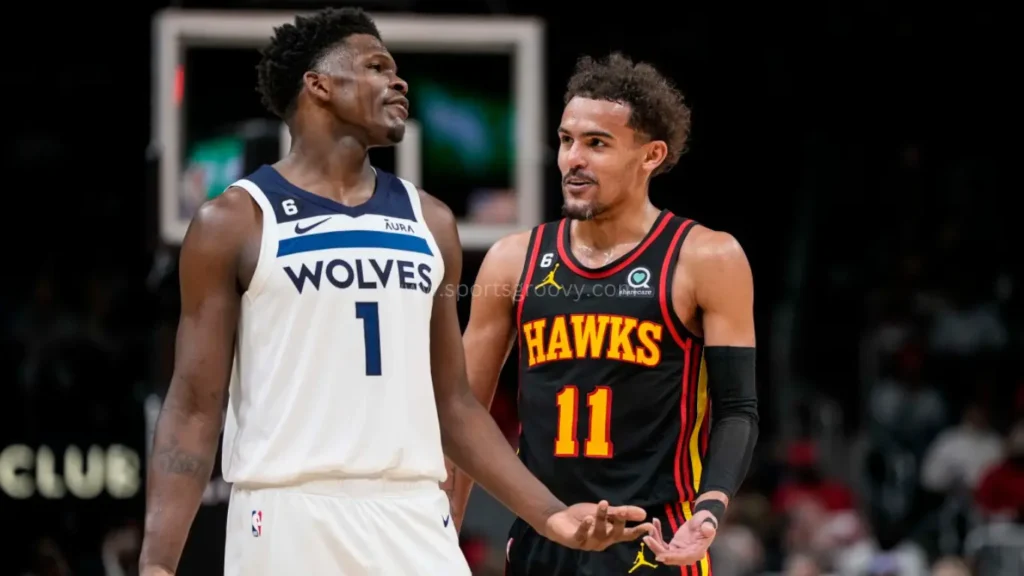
[555,212,673,279]
[516,224,546,329]
[663,504,688,575]
[667,501,711,576]
[657,219,696,349]
[659,220,700,501]
[515,224,547,440]
[690,341,706,488]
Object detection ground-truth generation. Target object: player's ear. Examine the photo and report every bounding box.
[641,140,668,175]
[302,71,332,104]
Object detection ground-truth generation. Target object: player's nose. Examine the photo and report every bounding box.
[564,143,588,170]
[391,76,408,95]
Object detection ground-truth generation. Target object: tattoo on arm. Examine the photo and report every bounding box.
[153,433,213,479]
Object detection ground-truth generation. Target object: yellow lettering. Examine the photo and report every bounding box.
[635,321,664,366]
[554,386,580,456]
[571,314,610,359]
[606,316,638,362]
[523,319,548,366]
[523,314,664,367]
[546,316,574,361]
[585,387,614,458]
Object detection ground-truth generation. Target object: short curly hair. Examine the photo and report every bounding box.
[256,8,381,118]
[564,53,691,176]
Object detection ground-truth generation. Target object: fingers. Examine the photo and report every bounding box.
[653,549,705,566]
[651,518,664,543]
[644,534,669,557]
[592,501,612,539]
[605,505,648,523]
[574,516,594,546]
[594,500,609,526]
[618,522,654,542]
[687,510,718,540]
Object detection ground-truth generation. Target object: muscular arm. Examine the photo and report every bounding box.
[447,232,529,530]
[139,190,256,574]
[421,193,566,534]
[677,228,759,515]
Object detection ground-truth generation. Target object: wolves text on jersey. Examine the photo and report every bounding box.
[284,257,433,294]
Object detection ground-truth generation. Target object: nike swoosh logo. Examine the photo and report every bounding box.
[294,217,330,235]
[442,514,451,527]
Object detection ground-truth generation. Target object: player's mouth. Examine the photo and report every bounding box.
[386,98,409,119]
[563,177,596,195]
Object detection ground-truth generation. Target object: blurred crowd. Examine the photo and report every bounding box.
[676,144,1021,576]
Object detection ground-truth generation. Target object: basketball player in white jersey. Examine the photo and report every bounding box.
[138,8,652,576]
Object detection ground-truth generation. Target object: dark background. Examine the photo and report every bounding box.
[1,1,1020,575]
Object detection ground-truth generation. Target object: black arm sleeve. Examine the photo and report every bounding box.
[698,346,759,498]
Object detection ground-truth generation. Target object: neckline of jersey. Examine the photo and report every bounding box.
[558,209,670,277]
[258,164,387,217]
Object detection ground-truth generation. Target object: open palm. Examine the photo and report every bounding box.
[545,500,653,551]
[642,511,717,566]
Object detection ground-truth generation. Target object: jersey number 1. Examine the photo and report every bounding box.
[355,302,382,376]
[554,385,613,458]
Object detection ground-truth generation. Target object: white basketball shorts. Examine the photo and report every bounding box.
[224,478,470,576]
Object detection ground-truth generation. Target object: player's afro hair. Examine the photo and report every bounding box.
[256,7,381,118]
[564,53,691,176]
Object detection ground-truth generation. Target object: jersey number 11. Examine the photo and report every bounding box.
[554,386,614,458]
[355,302,382,376]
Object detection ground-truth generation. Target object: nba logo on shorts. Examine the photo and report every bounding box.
[251,510,263,537]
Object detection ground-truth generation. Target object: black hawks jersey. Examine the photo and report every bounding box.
[514,210,710,509]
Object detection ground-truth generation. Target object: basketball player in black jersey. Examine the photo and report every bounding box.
[447,53,759,575]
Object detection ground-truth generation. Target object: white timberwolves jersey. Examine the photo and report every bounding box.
[221,165,446,486]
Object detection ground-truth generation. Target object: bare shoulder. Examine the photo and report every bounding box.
[676,223,753,320]
[678,224,751,277]
[417,189,456,226]
[472,228,534,293]
[182,186,258,257]
[488,229,534,272]
[416,189,459,255]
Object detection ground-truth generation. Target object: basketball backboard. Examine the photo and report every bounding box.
[152,9,545,249]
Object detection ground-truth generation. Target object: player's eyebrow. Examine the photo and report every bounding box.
[366,50,395,64]
[558,127,616,140]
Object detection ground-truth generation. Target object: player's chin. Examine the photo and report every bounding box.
[375,121,405,145]
[562,196,599,221]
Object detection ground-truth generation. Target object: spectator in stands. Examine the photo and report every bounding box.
[974,419,1024,521]
[774,441,856,513]
[929,272,1007,356]
[929,556,971,576]
[920,402,1004,495]
[783,552,822,576]
[868,343,947,459]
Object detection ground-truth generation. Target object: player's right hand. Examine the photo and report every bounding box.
[543,500,653,551]
[140,567,174,576]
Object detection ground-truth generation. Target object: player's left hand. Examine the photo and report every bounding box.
[643,510,717,566]
[544,500,653,551]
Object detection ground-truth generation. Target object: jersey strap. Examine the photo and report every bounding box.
[656,217,710,503]
[229,178,280,297]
